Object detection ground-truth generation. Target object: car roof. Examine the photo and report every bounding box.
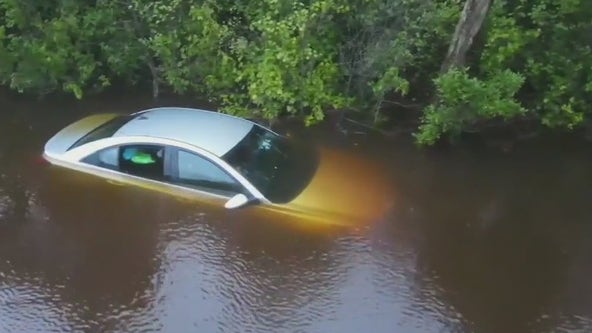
[113,107,255,156]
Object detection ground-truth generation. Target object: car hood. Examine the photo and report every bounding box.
[284,146,396,225]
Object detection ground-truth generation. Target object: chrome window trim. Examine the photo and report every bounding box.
[54,135,269,203]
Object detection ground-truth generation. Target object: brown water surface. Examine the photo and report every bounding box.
[1,92,592,333]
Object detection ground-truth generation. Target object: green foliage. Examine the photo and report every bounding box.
[220,0,352,123]
[479,0,592,130]
[0,0,590,145]
[338,0,459,113]
[417,68,526,145]
[0,0,99,96]
[146,2,234,94]
[416,0,592,144]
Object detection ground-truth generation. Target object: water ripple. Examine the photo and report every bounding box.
[3,108,592,332]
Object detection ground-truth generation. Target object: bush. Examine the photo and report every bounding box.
[416,68,526,145]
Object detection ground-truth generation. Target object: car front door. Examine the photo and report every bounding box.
[165,147,247,201]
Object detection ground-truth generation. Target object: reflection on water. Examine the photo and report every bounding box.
[0,92,592,332]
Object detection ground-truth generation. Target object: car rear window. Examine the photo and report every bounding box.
[68,115,134,151]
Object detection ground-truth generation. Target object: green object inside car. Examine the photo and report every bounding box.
[130,152,156,164]
[122,148,156,164]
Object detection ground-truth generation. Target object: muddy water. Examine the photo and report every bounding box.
[1,92,592,333]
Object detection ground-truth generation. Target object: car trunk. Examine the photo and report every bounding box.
[44,113,121,158]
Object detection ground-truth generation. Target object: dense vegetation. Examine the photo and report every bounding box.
[0,0,590,145]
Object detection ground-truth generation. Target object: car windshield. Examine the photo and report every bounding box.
[222,125,319,203]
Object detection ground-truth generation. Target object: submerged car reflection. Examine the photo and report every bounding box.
[43,107,394,227]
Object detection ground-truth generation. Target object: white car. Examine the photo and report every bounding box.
[43,107,394,227]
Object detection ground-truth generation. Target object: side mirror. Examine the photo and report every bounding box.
[224,193,256,209]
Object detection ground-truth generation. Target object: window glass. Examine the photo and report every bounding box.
[174,150,242,195]
[119,145,165,180]
[69,115,134,150]
[82,144,165,181]
[82,146,119,170]
[222,125,319,203]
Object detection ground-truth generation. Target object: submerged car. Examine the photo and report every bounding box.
[43,107,394,227]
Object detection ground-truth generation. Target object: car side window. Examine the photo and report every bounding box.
[82,146,120,170]
[119,145,165,180]
[82,144,166,181]
[173,149,243,196]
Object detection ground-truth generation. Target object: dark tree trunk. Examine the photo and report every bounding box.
[147,60,160,99]
[441,0,493,72]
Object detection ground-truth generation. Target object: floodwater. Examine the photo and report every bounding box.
[1,91,592,333]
